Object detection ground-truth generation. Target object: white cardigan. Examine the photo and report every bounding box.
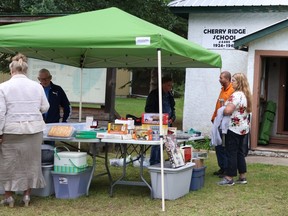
[0,74,50,135]
[211,106,230,146]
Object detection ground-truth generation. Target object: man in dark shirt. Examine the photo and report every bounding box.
[38,68,71,123]
[145,76,176,165]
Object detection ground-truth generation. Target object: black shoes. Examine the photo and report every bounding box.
[213,169,225,176]
[235,178,247,184]
[213,169,227,178]
[217,178,235,186]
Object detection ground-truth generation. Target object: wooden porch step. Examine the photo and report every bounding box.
[269,136,288,145]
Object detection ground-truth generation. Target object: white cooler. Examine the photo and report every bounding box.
[54,151,87,173]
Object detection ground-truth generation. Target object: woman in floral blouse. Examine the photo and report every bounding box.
[218,73,252,186]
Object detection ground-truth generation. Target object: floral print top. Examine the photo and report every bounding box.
[225,91,250,135]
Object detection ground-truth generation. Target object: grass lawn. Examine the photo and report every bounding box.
[1,151,288,216]
[1,97,287,215]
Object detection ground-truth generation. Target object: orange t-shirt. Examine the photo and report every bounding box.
[211,83,234,122]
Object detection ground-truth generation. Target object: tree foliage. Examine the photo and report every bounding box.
[0,0,187,86]
[0,0,186,34]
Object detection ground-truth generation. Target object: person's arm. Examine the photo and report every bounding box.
[211,91,223,123]
[224,93,238,115]
[40,86,50,114]
[59,87,71,122]
[145,90,158,113]
[224,103,236,115]
[0,88,6,136]
[169,92,176,123]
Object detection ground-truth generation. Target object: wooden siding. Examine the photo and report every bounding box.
[116,69,131,96]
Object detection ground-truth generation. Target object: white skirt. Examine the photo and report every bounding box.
[0,132,46,191]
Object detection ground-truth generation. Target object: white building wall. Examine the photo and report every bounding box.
[245,28,288,135]
[184,12,288,135]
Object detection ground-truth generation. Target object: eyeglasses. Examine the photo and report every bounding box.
[38,77,51,82]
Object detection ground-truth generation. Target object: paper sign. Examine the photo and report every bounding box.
[136,37,151,45]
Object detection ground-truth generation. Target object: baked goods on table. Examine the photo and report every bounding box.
[48,125,74,138]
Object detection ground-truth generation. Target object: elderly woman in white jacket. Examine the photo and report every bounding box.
[0,53,49,207]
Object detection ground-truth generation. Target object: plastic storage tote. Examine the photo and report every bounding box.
[51,166,92,199]
[148,162,194,200]
[190,166,206,191]
[31,164,55,197]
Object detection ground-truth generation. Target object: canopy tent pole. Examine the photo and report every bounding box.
[77,67,83,151]
[79,67,83,122]
[79,53,87,123]
[157,48,165,212]
[78,53,87,150]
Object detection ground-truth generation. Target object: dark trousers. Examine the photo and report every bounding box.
[149,145,160,165]
[43,140,55,147]
[150,122,172,166]
[215,145,228,171]
[225,130,247,177]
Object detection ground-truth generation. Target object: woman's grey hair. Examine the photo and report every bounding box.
[9,53,28,74]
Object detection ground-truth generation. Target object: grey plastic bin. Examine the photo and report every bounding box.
[148,162,194,200]
[190,166,206,191]
[31,164,55,197]
[0,186,4,195]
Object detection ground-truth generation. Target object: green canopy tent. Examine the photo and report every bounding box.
[0,7,221,211]
[0,7,221,68]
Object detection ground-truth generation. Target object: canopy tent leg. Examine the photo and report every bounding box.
[157,48,165,212]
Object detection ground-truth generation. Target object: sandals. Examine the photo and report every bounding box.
[0,196,15,207]
[22,195,30,207]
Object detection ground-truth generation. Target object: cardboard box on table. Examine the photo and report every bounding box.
[141,124,168,140]
[96,133,123,139]
[141,113,169,125]
[115,119,135,130]
[107,123,128,134]
[133,128,153,140]
[140,113,169,140]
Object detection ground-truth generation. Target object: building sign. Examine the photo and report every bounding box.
[202,27,247,49]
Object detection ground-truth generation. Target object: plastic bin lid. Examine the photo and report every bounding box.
[42,164,54,168]
[51,166,92,175]
[57,151,87,157]
[148,161,195,172]
[41,144,54,150]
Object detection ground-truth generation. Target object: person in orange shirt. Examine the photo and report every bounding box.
[211,71,234,177]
